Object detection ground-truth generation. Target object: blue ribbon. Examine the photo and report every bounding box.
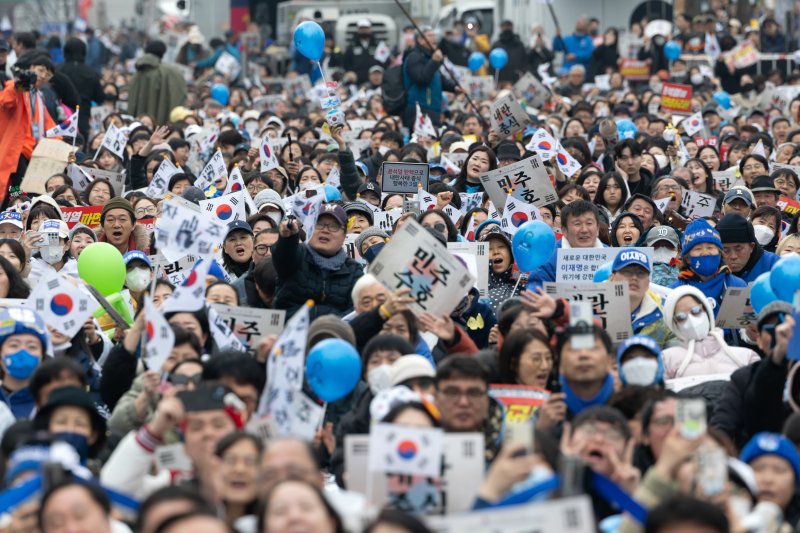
[0,474,42,514]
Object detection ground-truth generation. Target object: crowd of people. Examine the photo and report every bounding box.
[1,2,800,532]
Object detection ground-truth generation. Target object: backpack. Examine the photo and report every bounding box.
[381,64,406,115]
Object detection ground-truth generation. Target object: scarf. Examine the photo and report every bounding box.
[307,245,347,271]
[560,373,615,416]
[677,269,729,314]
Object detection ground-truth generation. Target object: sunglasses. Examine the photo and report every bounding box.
[674,305,704,323]
[169,373,202,386]
[423,222,447,234]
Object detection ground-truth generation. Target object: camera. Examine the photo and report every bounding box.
[13,68,37,90]
[326,108,345,128]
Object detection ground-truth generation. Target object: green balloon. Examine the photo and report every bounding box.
[78,242,126,296]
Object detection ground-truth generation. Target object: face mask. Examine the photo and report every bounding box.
[597,107,609,118]
[689,254,720,277]
[653,247,676,264]
[53,432,89,462]
[650,82,662,94]
[621,357,660,385]
[654,154,669,168]
[672,70,687,79]
[691,74,704,85]
[41,244,64,265]
[126,268,151,291]
[367,364,393,394]
[362,242,385,263]
[741,83,755,93]
[378,145,390,155]
[3,349,39,380]
[753,225,774,246]
[678,313,710,341]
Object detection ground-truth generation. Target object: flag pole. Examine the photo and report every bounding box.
[72,106,79,149]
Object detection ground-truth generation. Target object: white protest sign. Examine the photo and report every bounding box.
[514,72,551,108]
[479,154,557,210]
[426,496,595,533]
[370,219,476,316]
[214,51,241,79]
[681,189,717,219]
[98,122,127,159]
[447,152,468,168]
[374,41,391,62]
[715,287,757,329]
[544,282,632,343]
[712,168,738,193]
[82,167,126,197]
[142,297,175,372]
[154,443,193,473]
[381,162,430,194]
[345,432,484,514]
[525,128,559,159]
[448,242,489,297]
[155,198,225,262]
[367,423,444,477]
[555,247,654,283]
[288,393,326,441]
[153,254,199,285]
[343,233,365,263]
[372,208,402,233]
[212,304,286,348]
[489,93,528,138]
[462,76,494,100]
[284,75,312,100]
[146,158,180,199]
[195,150,227,191]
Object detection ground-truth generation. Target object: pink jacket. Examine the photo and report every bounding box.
[662,329,759,380]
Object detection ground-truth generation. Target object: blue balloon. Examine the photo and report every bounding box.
[593,261,613,283]
[713,91,731,110]
[306,339,362,403]
[210,83,229,106]
[323,184,341,201]
[751,272,778,314]
[771,255,800,303]
[616,119,638,140]
[512,221,556,272]
[663,41,682,61]
[468,52,485,73]
[294,21,325,61]
[489,48,508,70]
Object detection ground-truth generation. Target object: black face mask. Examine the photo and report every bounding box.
[104,92,117,102]
[741,83,755,93]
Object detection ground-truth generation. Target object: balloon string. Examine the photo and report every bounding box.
[316,61,327,87]
[512,272,527,296]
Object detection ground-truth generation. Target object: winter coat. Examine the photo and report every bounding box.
[232,264,269,308]
[0,385,35,419]
[338,148,363,201]
[734,247,780,283]
[662,328,759,382]
[553,33,594,71]
[272,233,364,319]
[651,261,679,287]
[589,43,620,78]
[58,58,104,138]
[490,30,528,83]
[343,34,384,85]
[128,53,188,125]
[403,45,456,119]
[487,267,520,314]
[452,287,497,349]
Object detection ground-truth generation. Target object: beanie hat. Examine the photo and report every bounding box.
[757,301,793,330]
[254,189,286,217]
[681,218,722,257]
[662,285,714,332]
[390,354,436,386]
[69,223,97,242]
[100,197,135,224]
[307,315,356,351]
[741,432,800,486]
[716,213,756,244]
[355,227,388,254]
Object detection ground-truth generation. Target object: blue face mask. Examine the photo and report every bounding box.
[362,242,385,263]
[3,349,39,381]
[689,254,720,277]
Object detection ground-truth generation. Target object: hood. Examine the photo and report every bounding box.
[662,285,714,338]
[135,53,162,70]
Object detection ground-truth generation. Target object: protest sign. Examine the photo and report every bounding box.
[98,123,128,159]
[489,93,528,138]
[462,76,494,100]
[489,385,550,423]
[27,272,98,338]
[681,189,717,219]
[712,168,738,193]
[61,205,103,229]
[620,59,650,80]
[146,158,180,199]
[343,233,364,263]
[368,423,444,477]
[715,287,757,329]
[479,154,557,210]
[654,197,670,213]
[448,242,489,297]
[153,254,201,285]
[555,247,654,283]
[660,82,693,114]
[514,72,550,108]
[345,433,484,514]
[778,196,800,218]
[543,282,633,343]
[21,139,72,195]
[212,304,286,348]
[381,162,430,194]
[155,198,225,262]
[82,167,126,197]
[682,111,704,136]
[371,219,475,316]
[143,297,175,372]
[426,496,595,533]
[373,208,402,233]
[525,128,559,159]
[214,51,241,79]
[729,41,759,69]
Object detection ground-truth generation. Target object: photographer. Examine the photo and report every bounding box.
[0,56,58,207]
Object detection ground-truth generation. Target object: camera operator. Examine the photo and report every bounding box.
[0,55,58,207]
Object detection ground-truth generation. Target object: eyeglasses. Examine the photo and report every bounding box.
[315,221,343,232]
[247,183,269,194]
[169,373,202,386]
[616,266,650,279]
[674,305,704,323]
[773,178,792,186]
[135,205,157,216]
[438,386,487,402]
[255,244,271,255]
[656,184,682,192]
[423,222,447,234]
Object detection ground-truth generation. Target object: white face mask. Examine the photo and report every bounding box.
[653,247,676,264]
[654,153,669,169]
[126,268,151,292]
[678,313,710,341]
[621,357,660,385]
[41,244,64,265]
[367,364,393,394]
[266,211,282,226]
[753,224,774,246]
[691,74,704,85]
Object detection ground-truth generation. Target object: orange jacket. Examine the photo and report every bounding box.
[0,81,57,200]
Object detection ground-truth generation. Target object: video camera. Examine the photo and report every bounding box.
[13,68,37,90]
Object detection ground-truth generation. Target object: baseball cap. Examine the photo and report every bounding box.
[40,219,69,239]
[318,203,348,227]
[123,250,151,268]
[357,182,380,196]
[723,188,754,206]
[390,355,436,386]
[611,249,651,273]
[645,225,680,248]
[369,65,384,74]
[226,220,254,238]
[357,18,372,28]
[0,211,22,229]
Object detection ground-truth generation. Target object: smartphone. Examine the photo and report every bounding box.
[568,301,594,349]
[696,444,727,497]
[505,418,534,457]
[26,231,45,246]
[677,398,707,440]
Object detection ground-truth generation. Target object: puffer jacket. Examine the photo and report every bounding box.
[662,329,759,382]
[272,233,364,319]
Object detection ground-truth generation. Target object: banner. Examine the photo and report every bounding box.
[61,205,103,229]
[489,385,550,423]
[660,82,693,114]
[620,59,650,80]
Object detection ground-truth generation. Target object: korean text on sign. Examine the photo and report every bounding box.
[660,82,693,114]
[479,154,557,210]
[543,282,633,343]
[381,162,430,194]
